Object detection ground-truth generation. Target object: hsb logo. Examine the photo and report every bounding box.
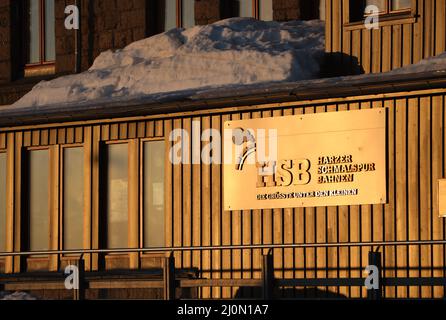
[256,160,311,188]
[232,127,311,188]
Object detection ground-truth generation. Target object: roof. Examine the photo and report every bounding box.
[0,69,445,128]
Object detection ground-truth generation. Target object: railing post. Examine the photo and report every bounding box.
[73,258,85,301]
[163,253,176,300]
[262,251,274,300]
[367,251,382,300]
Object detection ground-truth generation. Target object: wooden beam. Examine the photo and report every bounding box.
[49,145,60,272]
[5,133,14,274]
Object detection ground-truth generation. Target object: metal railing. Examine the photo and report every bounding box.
[0,240,446,300]
[1,239,446,257]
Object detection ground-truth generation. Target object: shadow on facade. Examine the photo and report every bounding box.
[320,52,365,77]
[234,287,348,299]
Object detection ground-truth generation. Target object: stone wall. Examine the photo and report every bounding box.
[195,0,221,25]
[56,0,148,74]
[55,0,75,74]
[0,0,10,84]
[273,0,320,21]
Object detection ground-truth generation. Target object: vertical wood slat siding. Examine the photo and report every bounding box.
[327,0,443,74]
[161,93,446,299]
[2,91,446,299]
[172,118,183,276]
[182,118,192,276]
[396,98,408,298]
[384,99,396,298]
[408,98,419,298]
[434,0,446,54]
[0,133,5,149]
[431,95,444,297]
[19,127,85,147]
[201,116,211,298]
[211,115,222,298]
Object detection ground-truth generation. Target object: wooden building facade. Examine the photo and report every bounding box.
[0,0,446,300]
[325,0,446,74]
[1,76,446,299]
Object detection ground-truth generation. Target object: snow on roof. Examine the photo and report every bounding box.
[0,291,38,300]
[13,18,325,109]
[388,51,446,75]
[10,17,446,112]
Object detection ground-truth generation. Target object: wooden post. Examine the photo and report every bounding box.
[262,252,274,300]
[73,258,85,301]
[367,251,382,300]
[163,254,175,300]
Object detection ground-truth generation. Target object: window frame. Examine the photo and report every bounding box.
[235,0,272,20]
[163,0,195,30]
[139,138,166,257]
[388,0,413,14]
[160,0,275,32]
[24,0,56,77]
[59,144,85,259]
[363,0,413,16]
[0,150,7,256]
[345,0,415,30]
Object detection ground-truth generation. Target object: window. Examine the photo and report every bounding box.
[350,0,412,22]
[364,0,412,15]
[182,0,196,28]
[365,0,386,12]
[0,153,6,252]
[365,0,411,13]
[62,147,84,251]
[231,0,273,20]
[319,0,325,20]
[390,0,412,11]
[258,0,273,20]
[236,0,254,17]
[26,149,50,251]
[105,143,129,249]
[162,0,196,31]
[25,0,55,77]
[143,141,165,248]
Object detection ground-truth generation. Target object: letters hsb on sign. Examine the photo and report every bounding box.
[223,108,387,211]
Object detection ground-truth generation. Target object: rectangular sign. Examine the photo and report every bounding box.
[223,108,387,211]
[438,179,446,217]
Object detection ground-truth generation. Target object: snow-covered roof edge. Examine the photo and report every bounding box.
[0,69,445,128]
